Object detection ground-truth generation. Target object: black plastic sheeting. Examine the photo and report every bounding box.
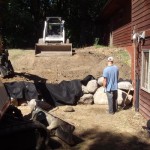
[3,75,95,106]
[4,81,39,101]
[80,75,95,86]
[4,79,84,107]
[45,80,83,106]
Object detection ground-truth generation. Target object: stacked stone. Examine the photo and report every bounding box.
[78,77,133,107]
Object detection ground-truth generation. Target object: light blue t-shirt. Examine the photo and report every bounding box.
[103,65,119,91]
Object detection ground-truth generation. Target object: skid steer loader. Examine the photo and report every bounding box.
[35,17,72,56]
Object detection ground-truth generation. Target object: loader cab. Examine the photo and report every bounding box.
[46,17,64,37]
[48,23,61,36]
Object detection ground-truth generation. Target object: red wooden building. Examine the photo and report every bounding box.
[102,0,150,119]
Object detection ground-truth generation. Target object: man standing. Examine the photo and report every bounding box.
[103,56,119,114]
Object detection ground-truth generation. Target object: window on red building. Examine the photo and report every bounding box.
[141,50,150,92]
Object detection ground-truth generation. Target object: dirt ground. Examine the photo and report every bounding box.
[1,46,150,149]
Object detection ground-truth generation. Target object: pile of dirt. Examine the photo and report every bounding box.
[1,46,150,149]
[2,46,131,83]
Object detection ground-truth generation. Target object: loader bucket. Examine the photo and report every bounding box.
[35,43,72,56]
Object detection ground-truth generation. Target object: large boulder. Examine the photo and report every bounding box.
[97,76,104,86]
[86,80,98,94]
[81,85,89,94]
[118,81,133,91]
[93,87,108,105]
[78,94,93,104]
[93,87,132,106]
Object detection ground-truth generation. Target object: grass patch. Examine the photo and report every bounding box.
[94,44,107,49]
[8,49,33,59]
[114,49,131,66]
[8,49,25,59]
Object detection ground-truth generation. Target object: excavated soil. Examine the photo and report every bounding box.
[1,46,150,149]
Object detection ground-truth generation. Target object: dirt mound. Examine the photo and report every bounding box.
[2,46,131,83]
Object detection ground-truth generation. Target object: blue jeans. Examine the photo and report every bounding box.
[106,90,118,114]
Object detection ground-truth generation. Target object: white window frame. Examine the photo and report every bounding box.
[141,49,150,93]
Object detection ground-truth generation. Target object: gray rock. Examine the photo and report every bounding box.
[78,94,94,105]
[86,80,98,93]
[64,106,75,112]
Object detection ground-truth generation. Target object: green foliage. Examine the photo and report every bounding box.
[94,44,107,49]
[94,37,108,48]
[115,49,131,66]
[94,38,100,45]
[1,0,109,48]
[3,0,35,47]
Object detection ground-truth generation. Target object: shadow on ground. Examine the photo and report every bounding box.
[14,72,47,83]
[68,128,150,150]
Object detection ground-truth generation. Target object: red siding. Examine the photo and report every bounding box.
[102,0,131,46]
[132,0,150,32]
[139,90,150,119]
[113,23,132,47]
[132,0,150,120]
